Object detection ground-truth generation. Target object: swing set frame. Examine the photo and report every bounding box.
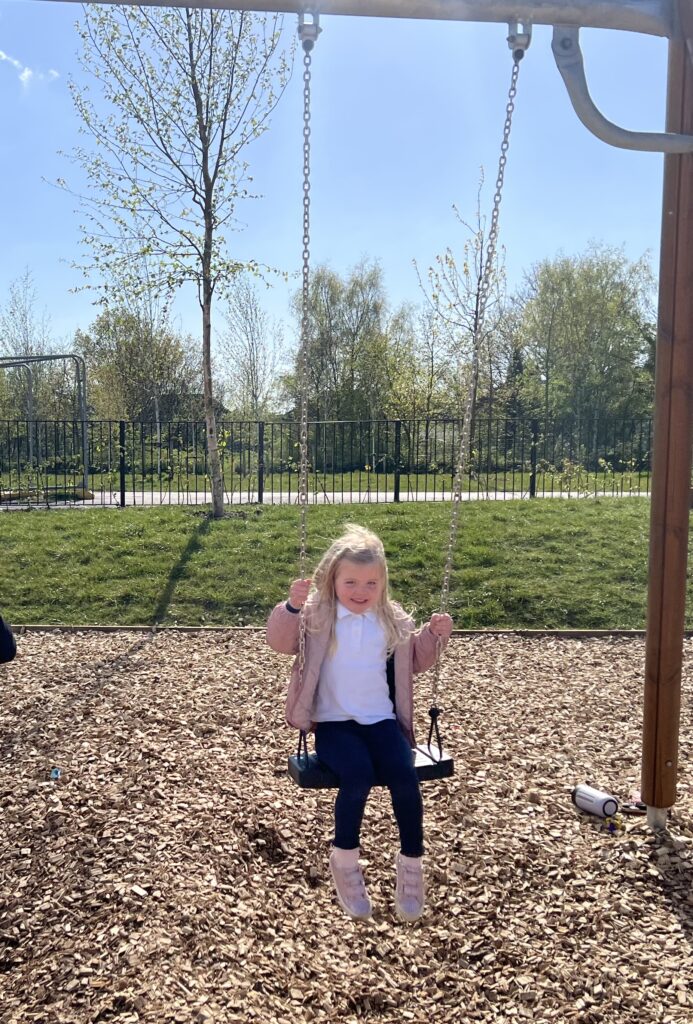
[48,0,676,34]
[36,0,693,824]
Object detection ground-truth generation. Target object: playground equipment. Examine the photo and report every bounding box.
[0,353,89,494]
[288,10,532,787]
[37,0,693,826]
[0,360,35,471]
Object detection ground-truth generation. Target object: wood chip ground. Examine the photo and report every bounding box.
[1,631,692,1023]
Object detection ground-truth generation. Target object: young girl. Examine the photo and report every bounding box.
[266,524,453,922]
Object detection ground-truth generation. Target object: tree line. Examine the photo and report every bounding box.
[1,236,655,430]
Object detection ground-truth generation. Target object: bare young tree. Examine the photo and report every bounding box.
[0,268,60,419]
[220,275,284,418]
[416,173,507,422]
[0,268,53,359]
[64,5,292,516]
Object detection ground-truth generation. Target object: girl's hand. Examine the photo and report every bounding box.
[429,613,453,639]
[289,578,312,609]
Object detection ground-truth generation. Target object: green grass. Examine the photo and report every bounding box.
[0,498,669,629]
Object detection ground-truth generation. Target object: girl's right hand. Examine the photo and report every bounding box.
[289,578,312,609]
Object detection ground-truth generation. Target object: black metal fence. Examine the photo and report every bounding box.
[0,416,653,508]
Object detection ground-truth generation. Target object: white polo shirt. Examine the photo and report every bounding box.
[313,602,395,724]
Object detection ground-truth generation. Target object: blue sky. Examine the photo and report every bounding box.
[0,0,669,348]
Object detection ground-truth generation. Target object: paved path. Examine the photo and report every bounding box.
[2,487,648,509]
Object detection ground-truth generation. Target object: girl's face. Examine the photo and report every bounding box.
[334,558,384,615]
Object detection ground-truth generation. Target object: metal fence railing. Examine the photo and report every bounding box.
[0,416,653,508]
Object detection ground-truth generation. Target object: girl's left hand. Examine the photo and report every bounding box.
[429,613,453,639]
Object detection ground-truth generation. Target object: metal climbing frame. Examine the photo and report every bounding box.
[0,353,90,493]
[0,362,36,471]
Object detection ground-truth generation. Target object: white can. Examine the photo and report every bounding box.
[571,783,619,818]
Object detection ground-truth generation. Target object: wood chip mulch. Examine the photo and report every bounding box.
[1,630,692,1024]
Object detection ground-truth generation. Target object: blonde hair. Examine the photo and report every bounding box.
[309,524,410,653]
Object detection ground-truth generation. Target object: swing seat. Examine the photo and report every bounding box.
[287,744,454,790]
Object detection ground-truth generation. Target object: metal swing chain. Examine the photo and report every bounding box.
[297,13,320,691]
[432,49,525,707]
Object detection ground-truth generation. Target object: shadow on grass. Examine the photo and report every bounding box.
[150,513,213,626]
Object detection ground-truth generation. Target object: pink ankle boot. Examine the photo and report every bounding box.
[395,853,425,922]
[329,847,372,920]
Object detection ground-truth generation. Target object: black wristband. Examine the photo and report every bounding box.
[286,601,301,614]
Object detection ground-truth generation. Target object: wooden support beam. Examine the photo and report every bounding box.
[641,0,693,809]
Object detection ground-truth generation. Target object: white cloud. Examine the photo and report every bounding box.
[0,48,60,87]
[0,48,23,72]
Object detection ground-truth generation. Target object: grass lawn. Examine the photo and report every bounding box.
[0,498,665,629]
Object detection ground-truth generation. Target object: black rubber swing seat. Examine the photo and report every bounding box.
[287,666,454,789]
[288,744,454,789]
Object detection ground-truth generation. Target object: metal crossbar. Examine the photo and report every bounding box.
[37,1,692,152]
[38,1,675,39]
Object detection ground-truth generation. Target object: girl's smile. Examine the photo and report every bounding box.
[334,558,384,614]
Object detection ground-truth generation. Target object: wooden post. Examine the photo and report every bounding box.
[641,0,693,812]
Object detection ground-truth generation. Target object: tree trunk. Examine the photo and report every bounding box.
[202,283,224,518]
[153,389,161,479]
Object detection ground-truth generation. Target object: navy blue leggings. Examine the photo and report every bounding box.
[314,719,424,857]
